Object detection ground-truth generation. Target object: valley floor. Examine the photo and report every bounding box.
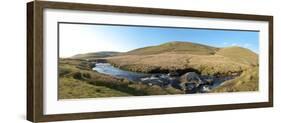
[58,58,258,99]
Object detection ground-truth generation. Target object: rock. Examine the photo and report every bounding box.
[170,80,182,90]
[180,72,203,84]
[89,62,96,68]
[205,79,213,84]
[179,72,204,93]
[73,72,83,80]
[92,59,107,63]
[183,82,197,93]
[168,71,179,77]
[151,74,160,78]
[198,84,211,92]
[77,61,96,70]
[159,74,168,79]
[231,72,239,76]
[202,85,211,92]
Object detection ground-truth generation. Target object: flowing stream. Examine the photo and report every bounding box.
[93,63,237,93]
[93,63,151,81]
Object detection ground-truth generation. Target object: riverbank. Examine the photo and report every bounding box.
[59,58,183,99]
[212,66,259,92]
[93,62,240,93]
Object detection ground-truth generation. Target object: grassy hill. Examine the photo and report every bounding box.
[126,41,218,55]
[216,46,258,66]
[105,41,258,76]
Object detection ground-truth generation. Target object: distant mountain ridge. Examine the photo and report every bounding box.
[71,41,257,59]
[72,51,120,59]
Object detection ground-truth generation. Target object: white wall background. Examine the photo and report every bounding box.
[0,0,280,122]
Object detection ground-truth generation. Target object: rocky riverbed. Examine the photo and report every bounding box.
[93,62,239,94]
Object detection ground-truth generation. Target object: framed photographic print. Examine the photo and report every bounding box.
[27,1,273,122]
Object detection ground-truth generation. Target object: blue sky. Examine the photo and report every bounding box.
[60,23,259,57]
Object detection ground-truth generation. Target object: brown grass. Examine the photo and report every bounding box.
[211,66,259,92]
[59,59,183,99]
[106,52,249,75]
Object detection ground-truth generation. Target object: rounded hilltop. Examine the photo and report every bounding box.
[126,41,218,55]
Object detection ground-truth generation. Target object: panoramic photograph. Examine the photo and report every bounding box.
[58,23,259,99]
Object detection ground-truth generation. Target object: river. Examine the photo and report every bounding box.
[93,63,237,93]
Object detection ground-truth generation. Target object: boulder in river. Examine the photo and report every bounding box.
[179,72,204,93]
[198,84,211,92]
[182,82,197,93]
[180,72,203,84]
